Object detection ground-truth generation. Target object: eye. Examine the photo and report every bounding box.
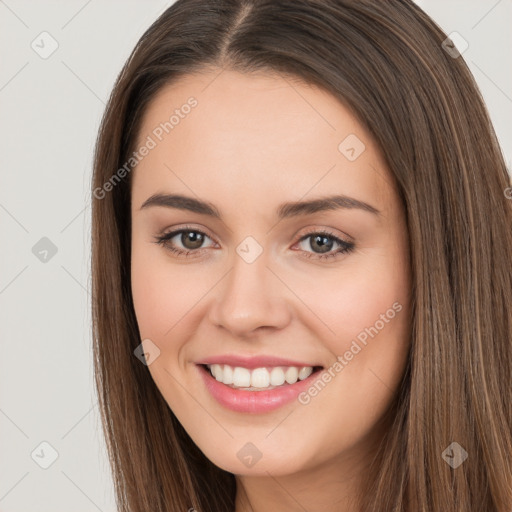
[154,226,355,261]
[294,230,355,260]
[154,226,216,258]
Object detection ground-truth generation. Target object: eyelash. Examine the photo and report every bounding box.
[153,226,355,261]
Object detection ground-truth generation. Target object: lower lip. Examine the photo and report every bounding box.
[197,364,322,413]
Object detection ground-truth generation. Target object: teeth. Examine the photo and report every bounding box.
[211,364,223,382]
[251,368,270,388]
[284,366,298,384]
[298,366,313,380]
[232,367,251,387]
[223,364,233,385]
[270,367,285,386]
[206,364,315,389]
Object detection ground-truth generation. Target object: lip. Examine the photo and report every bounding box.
[195,354,321,370]
[196,363,323,414]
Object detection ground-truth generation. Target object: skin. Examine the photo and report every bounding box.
[130,68,411,512]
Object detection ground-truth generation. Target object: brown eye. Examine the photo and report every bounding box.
[154,228,216,256]
[296,230,355,260]
[180,231,205,250]
[308,234,334,254]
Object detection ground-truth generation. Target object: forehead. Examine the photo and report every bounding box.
[131,68,397,216]
[136,68,363,150]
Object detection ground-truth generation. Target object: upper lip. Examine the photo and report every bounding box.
[196,354,323,369]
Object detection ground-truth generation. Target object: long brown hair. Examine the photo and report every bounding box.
[91,1,512,510]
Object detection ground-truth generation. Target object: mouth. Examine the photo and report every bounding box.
[200,363,324,391]
[196,361,324,413]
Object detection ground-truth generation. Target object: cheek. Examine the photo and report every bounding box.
[130,244,208,404]
[293,256,408,348]
[289,244,411,397]
[130,240,221,354]
[327,272,407,345]
[131,239,192,338]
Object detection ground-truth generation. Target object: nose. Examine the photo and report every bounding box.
[207,246,292,338]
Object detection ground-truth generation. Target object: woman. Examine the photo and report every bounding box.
[91,0,512,510]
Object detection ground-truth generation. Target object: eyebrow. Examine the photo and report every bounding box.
[139,193,380,218]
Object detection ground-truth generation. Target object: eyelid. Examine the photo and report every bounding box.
[154,224,355,259]
[292,228,355,260]
[158,224,218,243]
[295,225,354,244]
[157,224,353,244]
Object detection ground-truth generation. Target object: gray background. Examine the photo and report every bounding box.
[1,1,511,511]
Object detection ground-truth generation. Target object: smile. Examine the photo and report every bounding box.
[206,363,316,390]
[196,359,324,413]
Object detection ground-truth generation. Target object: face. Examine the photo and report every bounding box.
[130,68,411,479]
